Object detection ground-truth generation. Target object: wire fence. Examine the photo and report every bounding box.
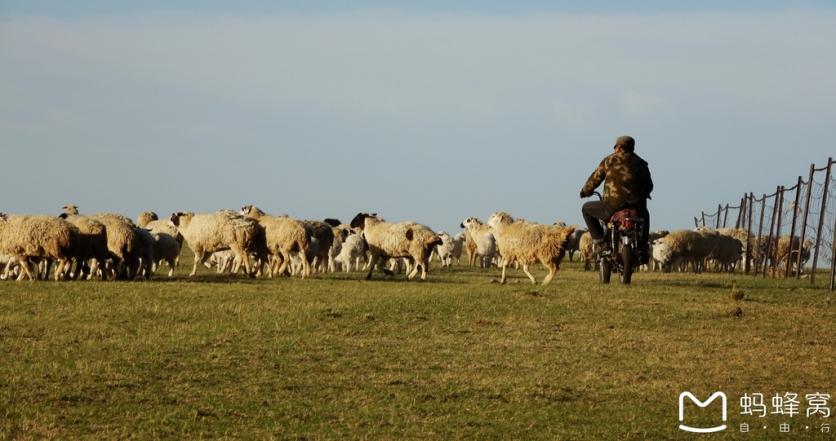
[696,157,835,290]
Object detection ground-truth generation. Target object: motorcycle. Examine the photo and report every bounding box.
[592,191,646,284]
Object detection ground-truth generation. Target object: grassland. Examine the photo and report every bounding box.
[1,256,834,440]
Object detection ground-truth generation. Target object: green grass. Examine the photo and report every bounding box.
[1,257,834,440]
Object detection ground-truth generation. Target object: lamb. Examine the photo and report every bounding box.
[334,232,367,272]
[240,205,310,278]
[460,217,497,268]
[487,212,575,286]
[327,225,351,272]
[435,232,465,268]
[170,210,264,277]
[0,213,75,281]
[349,213,442,281]
[203,250,238,274]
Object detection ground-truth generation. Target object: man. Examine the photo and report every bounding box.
[579,135,653,261]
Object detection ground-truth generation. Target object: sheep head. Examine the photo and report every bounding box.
[350,213,376,230]
[240,205,265,219]
[323,218,342,227]
[460,217,482,229]
[487,212,514,229]
[169,211,194,228]
[62,205,79,215]
[137,211,159,227]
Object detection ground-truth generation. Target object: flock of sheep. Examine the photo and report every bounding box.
[576,227,812,275]
[0,205,811,284]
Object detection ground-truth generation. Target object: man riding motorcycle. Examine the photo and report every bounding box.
[579,135,653,263]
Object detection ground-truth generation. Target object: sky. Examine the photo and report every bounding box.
[1,1,835,233]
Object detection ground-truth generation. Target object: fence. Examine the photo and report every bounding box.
[695,157,835,290]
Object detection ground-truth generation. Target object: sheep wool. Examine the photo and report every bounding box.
[487,212,575,286]
[350,213,442,281]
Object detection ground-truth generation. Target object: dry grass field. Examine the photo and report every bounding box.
[1,255,834,440]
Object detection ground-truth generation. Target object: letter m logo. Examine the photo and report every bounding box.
[678,391,728,433]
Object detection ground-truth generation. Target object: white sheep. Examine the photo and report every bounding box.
[487,212,575,285]
[349,213,442,281]
[170,210,263,277]
[460,217,497,268]
[0,213,75,281]
[240,205,310,278]
[334,232,367,272]
[435,232,465,268]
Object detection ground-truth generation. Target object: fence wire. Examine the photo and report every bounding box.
[696,157,834,287]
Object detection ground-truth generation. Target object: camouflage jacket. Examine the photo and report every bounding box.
[581,151,653,210]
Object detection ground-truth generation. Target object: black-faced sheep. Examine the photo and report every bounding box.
[350,213,442,281]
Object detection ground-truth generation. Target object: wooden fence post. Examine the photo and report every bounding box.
[755,194,767,273]
[716,204,722,229]
[786,176,803,277]
[701,211,706,227]
[763,189,780,277]
[745,193,754,274]
[810,157,833,285]
[722,203,730,228]
[772,186,785,276]
[830,214,836,291]
[797,164,816,279]
[694,217,699,228]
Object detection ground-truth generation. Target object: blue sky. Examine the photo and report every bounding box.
[2,0,835,15]
[1,2,835,232]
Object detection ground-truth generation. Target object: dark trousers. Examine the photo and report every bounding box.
[582,201,650,245]
[582,201,613,242]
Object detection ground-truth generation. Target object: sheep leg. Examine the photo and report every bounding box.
[190,250,206,277]
[54,260,69,281]
[300,249,312,279]
[365,254,378,280]
[276,252,289,277]
[237,249,254,278]
[407,260,420,280]
[17,258,35,281]
[542,261,558,286]
[522,264,537,284]
[499,262,508,285]
[167,258,176,278]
